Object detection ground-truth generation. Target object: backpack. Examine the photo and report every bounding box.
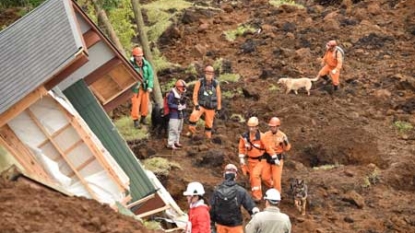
[213,184,241,226]
[162,92,170,117]
[335,46,345,61]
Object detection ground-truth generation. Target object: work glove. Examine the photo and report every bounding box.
[331,69,337,75]
[271,154,280,166]
[147,88,153,92]
[195,105,200,111]
[252,207,260,215]
[178,104,186,111]
[239,157,246,165]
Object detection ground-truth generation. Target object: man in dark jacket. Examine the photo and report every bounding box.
[210,164,259,233]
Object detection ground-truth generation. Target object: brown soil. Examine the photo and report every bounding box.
[2,0,415,232]
[0,178,158,233]
[149,0,415,232]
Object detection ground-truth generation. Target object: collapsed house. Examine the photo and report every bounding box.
[0,0,185,225]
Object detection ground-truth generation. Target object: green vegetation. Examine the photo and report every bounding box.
[114,116,148,141]
[142,0,191,42]
[313,164,343,170]
[108,0,136,51]
[230,114,245,123]
[362,167,380,188]
[269,0,304,8]
[269,84,280,91]
[143,157,181,176]
[142,220,162,231]
[393,121,413,133]
[219,73,240,83]
[224,24,256,42]
[151,47,175,72]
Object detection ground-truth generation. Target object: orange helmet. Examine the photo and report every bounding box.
[204,66,214,74]
[175,79,187,93]
[132,47,144,56]
[326,40,337,48]
[268,117,281,127]
[247,117,259,127]
[224,164,238,173]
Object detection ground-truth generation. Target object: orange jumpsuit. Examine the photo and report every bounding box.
[188,78,221,138]
[318,49,343,86]
[238,130,274,201]
[262,130,291,194]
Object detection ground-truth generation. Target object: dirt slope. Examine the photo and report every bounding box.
[1,0,415,232]
[144,0,415,232]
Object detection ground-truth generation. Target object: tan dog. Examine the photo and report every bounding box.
[290,178,308,215]
[277,77,319,95]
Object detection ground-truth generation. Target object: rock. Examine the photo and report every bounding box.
[344,216,355,223]
[373,89,391,100]
[344,169,355,177]
[195,149,225,167]
[242,86,260,100]
[342,190,365,209]
[367,2,382,15]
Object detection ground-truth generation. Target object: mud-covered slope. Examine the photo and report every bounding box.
[146,0,415,232]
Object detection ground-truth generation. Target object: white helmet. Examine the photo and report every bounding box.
[183,182,205,196]
[264,188,281,203]
[224,164,238,173]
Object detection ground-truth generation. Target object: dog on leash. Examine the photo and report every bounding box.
[290,178,308,215]
[277,77,319,95]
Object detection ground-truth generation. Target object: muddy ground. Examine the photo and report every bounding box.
[1,0,415,232]
[141,0,415,232]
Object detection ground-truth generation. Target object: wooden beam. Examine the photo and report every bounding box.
[72,2,142,83]
[56,102,127,192]
[83,29,101,48]
[26,109,98,200]
[0,86,47,128]
[0,125,51,181]
[103,85,134,112]
[44,51,89,90]
[136,205,170,219]
[84,57,121,85]
[67,112,127,192]
[127,193,155,208]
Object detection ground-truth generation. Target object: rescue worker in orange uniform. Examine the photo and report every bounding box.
[130,47,154,128]
[188,66,222,139]
[262,117,291,195]
[315,40,343,91]
[238,117,274,201]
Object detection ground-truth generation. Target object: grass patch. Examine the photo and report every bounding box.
[312,164,342,171]
[222,87,242,98]
[230,114,245,123]
[114,116,148,141]
[224,24,256,42]
[143,157,181,176]
[219,73,240,83]
[143,220,162,231]
[152,47,175,71]
[143,0,191,42]
[393,121,413,133]
[269,84,280,91]
[185,63,199,76]
[269,0,305,8]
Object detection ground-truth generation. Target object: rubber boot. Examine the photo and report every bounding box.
[133,120,141,129]
[140,116,147,125]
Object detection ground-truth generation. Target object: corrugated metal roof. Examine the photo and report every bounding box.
[0,0,83,115]
[63,80,156,202]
